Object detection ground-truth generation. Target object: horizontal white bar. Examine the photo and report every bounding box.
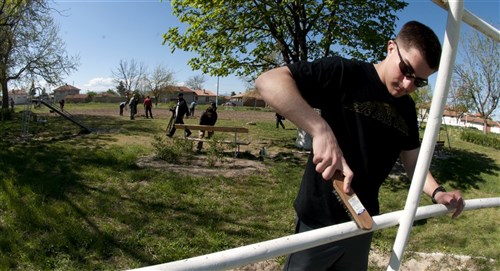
[432,0,500,41]
[128,198,499,271]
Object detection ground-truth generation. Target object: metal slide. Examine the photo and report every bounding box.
[35,99,92,134]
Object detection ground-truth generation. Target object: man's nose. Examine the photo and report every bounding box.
[401,77,415,91]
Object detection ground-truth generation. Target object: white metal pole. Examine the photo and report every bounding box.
[432,0,500,42]
[387,1,464,270]
[127,198,499,271]
[216,76,219,106]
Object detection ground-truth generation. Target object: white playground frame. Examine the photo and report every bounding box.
[129,1,500,270]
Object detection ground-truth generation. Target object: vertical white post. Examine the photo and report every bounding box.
[216,76,220,106]
[386,1,464,270]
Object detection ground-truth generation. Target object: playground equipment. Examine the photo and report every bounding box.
[34,99,92,134]
[21,86,92,138]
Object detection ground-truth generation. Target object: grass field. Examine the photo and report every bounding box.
[0,103,498,270]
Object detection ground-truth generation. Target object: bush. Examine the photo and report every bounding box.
[460,129,500,150]
[204,135,228,167]
[152,135,193,163]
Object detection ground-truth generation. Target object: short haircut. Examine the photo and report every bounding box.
[396,21,442,71]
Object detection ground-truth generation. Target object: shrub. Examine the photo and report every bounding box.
[460,129,500,150]
[152,135,194,163]
[204,135,228,167]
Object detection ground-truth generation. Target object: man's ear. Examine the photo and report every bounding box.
[387,40,396,55]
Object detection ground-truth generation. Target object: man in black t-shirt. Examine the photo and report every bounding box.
[256,21,464,271]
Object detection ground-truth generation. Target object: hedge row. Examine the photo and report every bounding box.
[460,129,500,150]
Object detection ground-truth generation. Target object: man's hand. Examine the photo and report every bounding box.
[434,190,465,218]
[311,129,354,194]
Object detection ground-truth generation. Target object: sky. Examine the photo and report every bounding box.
[50,0,499,97]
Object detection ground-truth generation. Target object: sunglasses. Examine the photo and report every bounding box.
[394,41,428,87]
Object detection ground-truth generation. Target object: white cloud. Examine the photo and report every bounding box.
[83,77,115,92]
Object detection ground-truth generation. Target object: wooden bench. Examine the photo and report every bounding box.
[174,124,250,156]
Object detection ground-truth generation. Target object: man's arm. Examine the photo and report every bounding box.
[400,148,465,218]
[255,66,354,191]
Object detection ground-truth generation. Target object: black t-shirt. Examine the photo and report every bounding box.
[288,56,420,228]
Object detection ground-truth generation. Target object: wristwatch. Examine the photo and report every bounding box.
[431,186,447,204]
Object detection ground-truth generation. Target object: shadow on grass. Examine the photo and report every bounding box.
[0,140,159,269]
[0,115,286,268]
[431,148,499,190]
[384,147,499,193]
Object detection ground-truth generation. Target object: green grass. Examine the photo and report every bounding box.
[0,105,499,270]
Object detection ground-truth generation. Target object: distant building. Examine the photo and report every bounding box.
[192,89,217,104]
[53,84,80,102]
[9,89,29,105]
[418,108,500,134]
[163,86,217,105]
[230,90,265,107]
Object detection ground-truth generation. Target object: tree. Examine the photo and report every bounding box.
[106,89,118,96]
[163,0,407,79]
[115,81,127,97]
[448,79,473,122]
[145,64,175,105]
[410,86,432,129]
[453,31,499,132]
[185,74,206,90]
[86,91,97,102]
[0,0,79,113]
[112,59,147,93]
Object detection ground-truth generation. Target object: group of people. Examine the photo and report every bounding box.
[120,95,154,120]
[166,93,218,151]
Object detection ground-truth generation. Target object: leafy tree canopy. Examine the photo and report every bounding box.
[163,0,407,79]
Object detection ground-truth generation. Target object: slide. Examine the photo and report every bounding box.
[34,99,92,134]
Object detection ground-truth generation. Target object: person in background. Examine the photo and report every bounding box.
[119,101,126,116]
[59,99,65,111]
[275,112,285,129]
[129,96,137,120]
[167,93,191,137]
[189,100,197,117]
[144,96,153,119]
[196,102,218,152]
[255,21,464,271]
[9,98,15,111]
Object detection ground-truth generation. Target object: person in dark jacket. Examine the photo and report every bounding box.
[196,102,218,152]
[59,99,65,111]
[119,101,126,116]
[276,112,285,129]
[167,93,191,137]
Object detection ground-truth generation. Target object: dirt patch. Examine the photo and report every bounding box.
[67,107,276,123]
[229,249,494,271]
[137,154,269,179]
